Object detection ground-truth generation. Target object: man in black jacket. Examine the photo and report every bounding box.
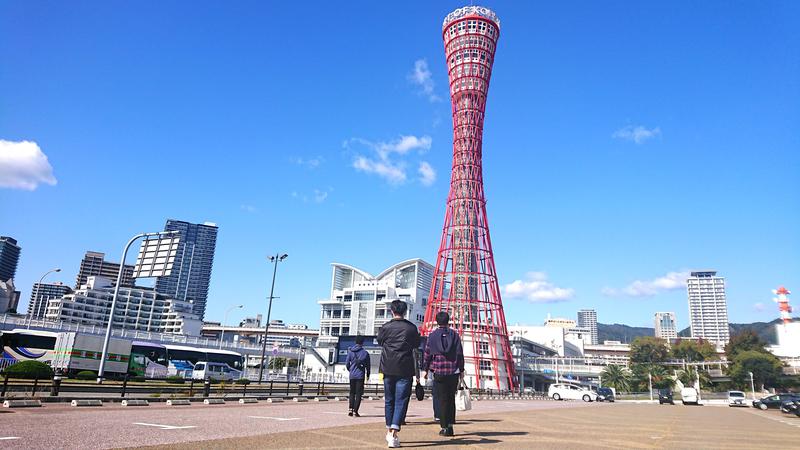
[377,300,420,448]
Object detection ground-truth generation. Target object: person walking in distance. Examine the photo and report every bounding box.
[377,300,421,448]
[421,311,464,437]
[345,335,370,417]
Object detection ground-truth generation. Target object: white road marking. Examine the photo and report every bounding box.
[248,416,300,421]
[741,409,800,429]
[133,422,197,430]
[0,437,21,440]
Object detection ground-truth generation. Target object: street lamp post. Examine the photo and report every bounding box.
[648,373,653,402]
[258,253,288,383]
[27,268,61,327]
[748,371,755,401]
[97,231,179,383]
[219,304,244,349]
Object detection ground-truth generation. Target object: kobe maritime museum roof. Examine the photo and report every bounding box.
[442,6,501,31]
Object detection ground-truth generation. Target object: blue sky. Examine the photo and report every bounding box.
[1,1,798,330]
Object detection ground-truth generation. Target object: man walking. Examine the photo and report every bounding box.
[345,335,370,417]
[377,300,420,448]
[421,311,464,437]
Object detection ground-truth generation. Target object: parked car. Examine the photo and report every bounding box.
[753,393,800,411]
[780,399,799,414]
[727,391,748,407]
[658,388,675,405]
[191,361,242,381]
[596,387,615,402]
[548,384,598,402]
[681,387,699,405]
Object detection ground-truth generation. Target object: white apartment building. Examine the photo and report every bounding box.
[687,271,730,345]
[577,309,598,345]
[317,259,433,345]
[654,312,678,341]
[45,276,202,335]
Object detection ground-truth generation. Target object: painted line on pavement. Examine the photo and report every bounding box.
[0,437,21,440]
[741,409,800,429]
[133,422,197,430]
[248,416,300,421]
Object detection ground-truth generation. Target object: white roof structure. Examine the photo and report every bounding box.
[443,5,500,30]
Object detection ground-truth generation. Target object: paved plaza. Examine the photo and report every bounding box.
[0,399,797,449]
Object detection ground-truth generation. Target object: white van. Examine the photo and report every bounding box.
[548,383,597,402]
[681,387,699,405]
[192,361,242,381]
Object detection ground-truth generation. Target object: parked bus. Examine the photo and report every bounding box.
[129,341,169,378]
[164,344,245,379]
[0,329,58,365]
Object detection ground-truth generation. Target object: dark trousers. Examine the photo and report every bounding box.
[434,373,459,429]
[349,378,365,412]
[432,381,440,419]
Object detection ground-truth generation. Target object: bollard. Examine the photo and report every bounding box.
[1,375,9,397]
[203,379,211,398]
[298,382,304,396]
[286,379,290,396]
[316,381,320,396]
[321,381,325,396]
[51,374,62,397]
[32,377,39,396]
[189,379,195,397]
[120,374,129,398]
[269,380,273,396]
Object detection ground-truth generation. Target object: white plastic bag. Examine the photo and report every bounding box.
[455,385,472,411]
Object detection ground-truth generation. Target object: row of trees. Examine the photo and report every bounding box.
[600,331,787,393]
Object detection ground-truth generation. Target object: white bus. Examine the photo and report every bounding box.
[0,329,58,367]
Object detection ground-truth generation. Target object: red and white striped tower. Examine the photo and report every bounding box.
[422,6,515,391]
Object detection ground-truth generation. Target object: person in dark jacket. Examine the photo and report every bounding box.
[421,311,464,437]
[345,335,370,417]
[377,300,420,448]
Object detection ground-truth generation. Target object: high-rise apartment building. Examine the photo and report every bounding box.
[75,251,135,288]
[687,271,730,344]
[154,220,218,320]
[654,312,678,341]
[28,282,72,319]
[0,236,21,282]
[577,309,599,345]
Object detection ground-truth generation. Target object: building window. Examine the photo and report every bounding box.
[478,341,489,354]
[479,360,492,371]
[354,291,375,301]
[343,294,352,302]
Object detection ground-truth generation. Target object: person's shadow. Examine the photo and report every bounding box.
[400,431,528,447]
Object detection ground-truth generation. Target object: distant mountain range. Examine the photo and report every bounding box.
[597,318,794,345]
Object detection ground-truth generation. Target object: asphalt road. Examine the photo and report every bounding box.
[1,400,797,449]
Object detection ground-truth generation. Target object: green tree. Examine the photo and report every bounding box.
[671,339,719,362]
[677,366,711,387]
[630,336,670,364]
[600,364,631,392]
[725,330,769,360]
[728,350,784,390]
[268,357,287,370]
[629,364,674,391]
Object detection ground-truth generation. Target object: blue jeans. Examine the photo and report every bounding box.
[383,376,412,431]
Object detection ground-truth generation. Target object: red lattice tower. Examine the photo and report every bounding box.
[422,6,515,391]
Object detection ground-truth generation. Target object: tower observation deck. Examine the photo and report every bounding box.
[422,6,515,391]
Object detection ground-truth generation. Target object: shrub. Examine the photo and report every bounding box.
[131,376,146,383]
[75,370,97,381]
[235,379,250,385]
[165,376,186,384]
[2,360,53,379]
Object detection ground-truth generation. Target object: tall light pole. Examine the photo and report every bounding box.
[97,230,179,383]
[648,372,653,402]
[749,371,755,401]
[28,268,61,327]
[219,304,244,349]
[258,253,287,383]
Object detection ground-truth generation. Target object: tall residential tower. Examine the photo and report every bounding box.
[687,271,730,345]
[577,309,599,345]
[654,312,678,341]
[0,237,21,282]
[154,220,218,319]
[422,6,515,390]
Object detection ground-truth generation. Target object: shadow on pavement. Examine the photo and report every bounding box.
[402,437,503,447]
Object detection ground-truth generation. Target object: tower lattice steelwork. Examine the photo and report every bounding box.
[422,6,515,391]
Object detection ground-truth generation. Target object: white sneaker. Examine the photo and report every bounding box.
[388,436,400,448]
[386,432,394,447]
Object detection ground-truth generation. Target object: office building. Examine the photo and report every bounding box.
[28,282,72,319]
[201,319,318,348]
[45,276,202,335]
[577,309,599,345]
[75,251,134,288]
[0,279,20,314]
[154,220,218,320]
[654,312,678,341]
[318,259,433,345]
[687,270,730,345]
[0,236,21,282]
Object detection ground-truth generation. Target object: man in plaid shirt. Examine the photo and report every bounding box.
[421,311,464,437]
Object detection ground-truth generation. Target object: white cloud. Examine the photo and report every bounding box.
[602,270,689,297]
[240,204,257,213]
[0,140,57,190]
[313,189,329,203]
[346,135,432,186]
[612,125,661,144]
[418,161,436,186]
[291,188,331,204]
[408,59,440,102]
[501,272,575,303]
[291,156,323,169]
